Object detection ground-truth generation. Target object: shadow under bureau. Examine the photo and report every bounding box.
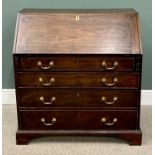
[13,9,142,145]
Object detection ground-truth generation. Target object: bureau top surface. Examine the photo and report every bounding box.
[13,9,142,54]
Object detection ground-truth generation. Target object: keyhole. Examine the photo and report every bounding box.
[77,92,80,97]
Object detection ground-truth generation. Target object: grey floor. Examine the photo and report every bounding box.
[2,105,152,155]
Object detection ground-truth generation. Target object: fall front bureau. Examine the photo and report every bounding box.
[13,9,142,145]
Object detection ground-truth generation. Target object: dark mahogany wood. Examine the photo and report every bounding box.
[17,72,140,88]
[20,56,134,72]
[16,130,142,145]
[77,110,138,129]
[13,9,142,54]
[19,110,137,130]
[13,9,143,145]
[19,110,78,130]
[17,89,139,108]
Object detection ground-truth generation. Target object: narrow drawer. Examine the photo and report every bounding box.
[78,110,138,130]
[17,89,139,108]
[19,110,78,130]
[19,56,134,72]
[17,72,140,89]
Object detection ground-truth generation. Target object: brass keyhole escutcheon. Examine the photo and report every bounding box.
[75,15,80,21]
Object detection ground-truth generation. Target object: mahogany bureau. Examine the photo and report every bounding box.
[13,9,143,145]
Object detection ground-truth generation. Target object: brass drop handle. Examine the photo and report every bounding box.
[41,117,56,126]
[101,96,118,105]
[75,15,80,21]
[38,77,55,86]
[101,117,118,126]
[37,61,54,70]
[101,77,118,86]
[39,96,56,105]
[102,61,118,70]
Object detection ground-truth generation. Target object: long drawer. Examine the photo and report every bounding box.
[17,72,140,88]
[18,56,134,72]
[17,89,139,108]
[19,110,138,130]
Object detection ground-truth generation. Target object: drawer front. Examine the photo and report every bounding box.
[78,110,138,130]
[17,89,139,108]
[20,110,78,130]
[19,56,134,72]
[17,72,140,88]
[19,110,138,130]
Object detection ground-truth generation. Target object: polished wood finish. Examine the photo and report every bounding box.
[17,72,140,88]
[20,56,134,71]
[13,9,142,54]
[13,9,142,145]
[19,110,137,130]
[19,110,78,130]
[77,110,138,130]
[16,130,142,145]
[17,89,139,108]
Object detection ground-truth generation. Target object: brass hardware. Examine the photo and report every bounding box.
[38,77,55,86]
[75,15,80,21]
[101,77,118,86]
[39,96,56,105]
[101,117,118,126]
[37,61,54,69]
[101,96,118,105]
[51,97,56,101]
[41,117,56,126]
[102,61,118,70]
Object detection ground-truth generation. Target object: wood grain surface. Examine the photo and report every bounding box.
[17,89,139,108]
[13,9,141,54]
[13,9,142,145]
